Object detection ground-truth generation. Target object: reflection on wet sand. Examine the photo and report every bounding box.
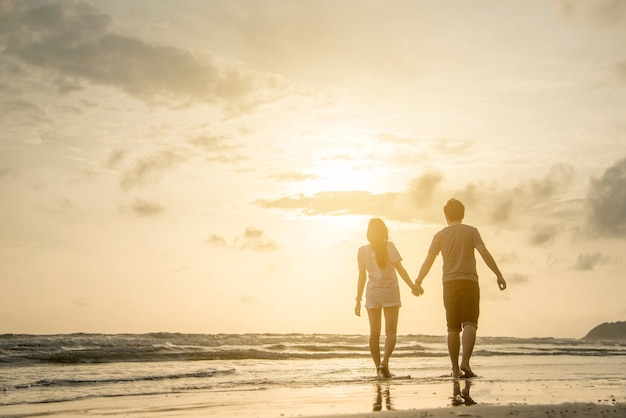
[373,381,393,411]
[451,378,477,406]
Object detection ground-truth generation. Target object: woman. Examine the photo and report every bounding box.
[355,218,415,378]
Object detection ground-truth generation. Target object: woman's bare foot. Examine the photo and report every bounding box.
[377,365,391,379]
[460,365,477,378]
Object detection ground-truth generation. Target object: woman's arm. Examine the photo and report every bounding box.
[394,261,415,293]
[355,268,366,316]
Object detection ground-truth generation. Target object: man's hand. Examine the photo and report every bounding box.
[412,282,424,296]
[497,276,507,291]
[354,301,361,316]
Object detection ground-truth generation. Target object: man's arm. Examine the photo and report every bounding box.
[413,253,437,296]
[476,244,507,290]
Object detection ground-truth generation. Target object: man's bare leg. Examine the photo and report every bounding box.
[460,324,477,377]
[447,330,461,377]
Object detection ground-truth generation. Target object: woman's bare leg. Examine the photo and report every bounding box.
[381,306,399,376]
[367,308,382,369]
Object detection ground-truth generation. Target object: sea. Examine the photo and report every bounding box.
[1,333,625,411]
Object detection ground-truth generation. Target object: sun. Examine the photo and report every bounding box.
[308,159,368,191]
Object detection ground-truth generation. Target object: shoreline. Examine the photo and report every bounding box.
[1,380,623,418]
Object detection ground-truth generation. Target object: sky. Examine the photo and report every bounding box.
[1,0,625,338]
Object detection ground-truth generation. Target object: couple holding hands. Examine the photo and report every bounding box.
[355,198,507,379]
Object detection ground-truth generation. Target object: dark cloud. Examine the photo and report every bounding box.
[528,163,575,200]
[529,224,560,245]
[235,227,277,251]
[0,1,270,108]
[490,199,514,224]
[585,157,626,237]
[408,171,444,207]
[574,253,610,271]
[461,163,575,226]
[130,198,163,217]
[120,150,184,190]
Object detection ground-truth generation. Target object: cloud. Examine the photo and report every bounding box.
[616,60,626,83]
[574,253,611,271]
[558,0,626,24]
[130,198,163,217]
[256,164,579,228]
[528,163,575,200]
[270,172,318,182]
[0,100,50,126]
[205,234,228,247]
[528,224,560,245]
[433,139,473,155]
[489,199,514,224]
[205,228,277,251]
[0,1,275,108]
[235,227,278,251]
[585,157,626,237]
[256,190,417,221]
[407,171,444,207]
[106,149,127,169]
[120,150,185,190]
[507,273,530,284]
[188,135,247,164]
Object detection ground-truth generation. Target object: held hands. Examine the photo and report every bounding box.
[412,281,424,297]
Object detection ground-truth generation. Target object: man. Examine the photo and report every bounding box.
[413,198,506,378]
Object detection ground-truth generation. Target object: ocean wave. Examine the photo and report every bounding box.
[0,333,624,364]
[12,368,235,390]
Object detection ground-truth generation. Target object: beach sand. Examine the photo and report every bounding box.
[1,379,623,418]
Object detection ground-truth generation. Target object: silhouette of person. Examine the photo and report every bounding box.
[373,381,393,411]
[413,199,507,378]
[355,218,416,378]
[452,378,476,406]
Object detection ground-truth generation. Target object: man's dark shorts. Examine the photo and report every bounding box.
[443,280,480,332]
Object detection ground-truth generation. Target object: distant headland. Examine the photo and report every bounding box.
[582,321,626,340]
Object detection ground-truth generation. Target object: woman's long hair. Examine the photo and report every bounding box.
[367,218,388,269]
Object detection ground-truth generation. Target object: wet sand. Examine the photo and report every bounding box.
[1,379,623,417]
